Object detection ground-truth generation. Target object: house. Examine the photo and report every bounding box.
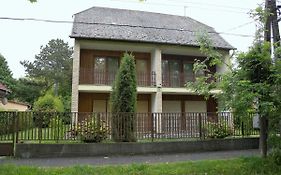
[0,83,10,105]
[70,7,233,115]
[0,100,29,111]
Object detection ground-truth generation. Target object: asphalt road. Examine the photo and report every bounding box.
[0,149,259,167]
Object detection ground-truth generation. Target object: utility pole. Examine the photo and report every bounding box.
[271,0,281,49]
[259,0,271,158]
[260,0,280,158]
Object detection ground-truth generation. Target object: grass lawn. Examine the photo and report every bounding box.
[0,157,280,175]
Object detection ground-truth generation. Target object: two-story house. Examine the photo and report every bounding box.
[70,7,233,115]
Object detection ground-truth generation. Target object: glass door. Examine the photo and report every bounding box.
[169,60,180,87]
[136,59,148,86]
[183,62,194,83]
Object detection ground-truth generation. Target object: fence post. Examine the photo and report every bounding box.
[241,121,244,137]
[12,112,19,157]
[199,113,202,140]
[151,113,154,142]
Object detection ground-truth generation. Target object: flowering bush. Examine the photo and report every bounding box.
[77,117,108,143]
[204,120,233,139]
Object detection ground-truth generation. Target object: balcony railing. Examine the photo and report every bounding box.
[162,72,195,87]
[80,69,156,87]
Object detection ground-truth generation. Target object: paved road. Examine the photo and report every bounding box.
[0,149,259,167]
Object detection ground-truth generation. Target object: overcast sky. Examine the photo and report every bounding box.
[0,0,263,78]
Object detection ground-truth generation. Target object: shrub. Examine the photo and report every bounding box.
[77,117,108,143]
[204,120,233,139]
[33,94,64,128]
[110,53,137,142]
[269,148,281,165]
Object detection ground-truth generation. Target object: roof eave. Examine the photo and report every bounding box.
[69,35,235,50]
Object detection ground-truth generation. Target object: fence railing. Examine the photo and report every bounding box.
[0,112,259,143]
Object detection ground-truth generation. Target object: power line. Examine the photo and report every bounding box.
[0,16,255,38]
[163,0,252,11]
[223,21,255,32]
[111,0,250,14]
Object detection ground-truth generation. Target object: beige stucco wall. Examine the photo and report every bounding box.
[216,50,232,74]
[71,40,80,112]
[0,101,29,111]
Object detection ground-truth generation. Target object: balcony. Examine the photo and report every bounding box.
[80,68,156,87]
[162,72,195,87]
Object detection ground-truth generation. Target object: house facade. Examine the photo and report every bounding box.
[70,7,233,114]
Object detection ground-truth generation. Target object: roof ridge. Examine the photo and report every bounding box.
[74,6,214,31]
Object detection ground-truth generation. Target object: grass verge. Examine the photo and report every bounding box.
[0,157,280,175]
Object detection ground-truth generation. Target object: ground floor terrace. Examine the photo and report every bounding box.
[78,92,218,114]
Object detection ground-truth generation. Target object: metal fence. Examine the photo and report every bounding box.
[0,112,259,143]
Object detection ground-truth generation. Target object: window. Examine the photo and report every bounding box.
[136,59,147,73]
[162,60,180,87]
[183,62,194,82]
[93,57,119,85]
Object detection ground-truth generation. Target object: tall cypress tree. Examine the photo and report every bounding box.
[110,53,137,142]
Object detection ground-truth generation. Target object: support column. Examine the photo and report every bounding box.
[71,40,80,113]
[151,48,162,133]
[151,48,162,113]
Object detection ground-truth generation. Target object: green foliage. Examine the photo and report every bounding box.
[33,94,64,112]
[204,120,233,139]
[21,39,73,110]
[77,117,108,143]
[190,22,281,156]
[33,93,64,128]
[13,78,47,105]
[110,53,137,142]
[0,112,14,134]
[269,148,281,165]
[0,53,15,94]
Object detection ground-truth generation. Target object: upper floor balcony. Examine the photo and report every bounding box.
[79,68,156,87]
[162,72,195,87]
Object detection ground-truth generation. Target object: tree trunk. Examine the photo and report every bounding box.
[259,115,268,157]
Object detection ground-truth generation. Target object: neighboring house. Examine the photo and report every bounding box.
[0,83,10,105]
[70,7,233,114]
[0,83,29,111]
[0,100,29,111]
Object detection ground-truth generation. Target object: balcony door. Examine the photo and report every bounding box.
[183,62,194,83]
[136,59,149,86]
[162,60,180,87]
[94,57,119,85]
